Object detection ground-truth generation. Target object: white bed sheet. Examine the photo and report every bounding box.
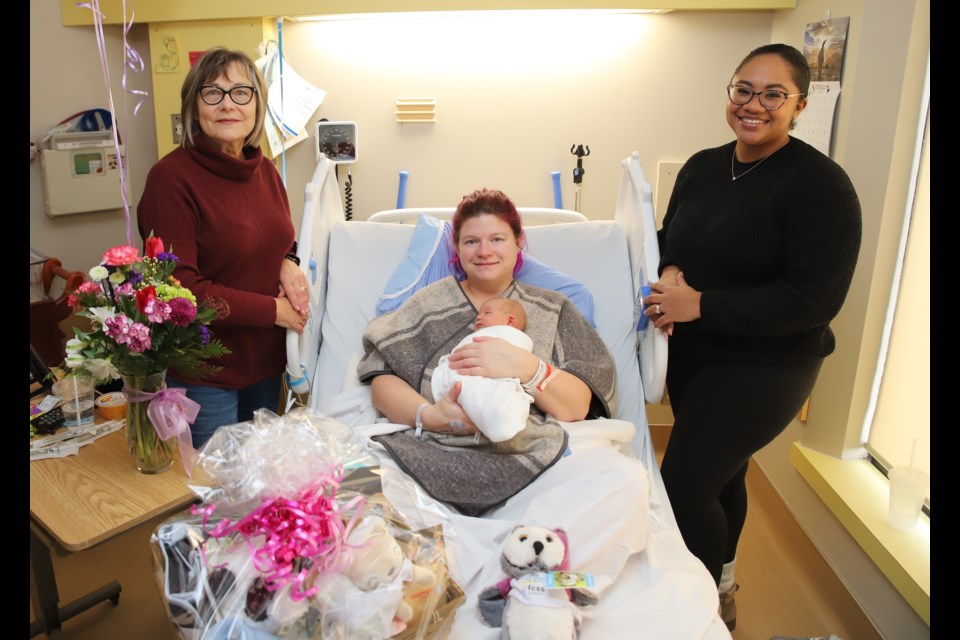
[308,216,730,639]
[319,387,728,640]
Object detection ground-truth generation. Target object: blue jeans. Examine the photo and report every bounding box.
[167,376,282,449]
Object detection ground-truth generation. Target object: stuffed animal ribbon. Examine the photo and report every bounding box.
[123,384,199,477]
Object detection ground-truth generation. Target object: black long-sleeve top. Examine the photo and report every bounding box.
[658,136,862,363]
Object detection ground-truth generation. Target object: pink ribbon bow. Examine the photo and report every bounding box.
[123,384,199,477]
[191,471,367,602]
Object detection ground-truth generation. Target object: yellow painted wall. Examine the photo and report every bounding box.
[148,18,275,158]
[62,0,796,25]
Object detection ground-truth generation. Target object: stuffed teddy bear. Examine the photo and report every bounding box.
[479,524,598,640]
[317,514,437,639]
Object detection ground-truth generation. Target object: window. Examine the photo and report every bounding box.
[863,101,930,506]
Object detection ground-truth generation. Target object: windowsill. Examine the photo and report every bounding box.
[790,442,929,625]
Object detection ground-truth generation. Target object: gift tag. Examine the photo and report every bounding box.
[544,571,595,589]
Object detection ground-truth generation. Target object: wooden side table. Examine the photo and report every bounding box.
[29,428,206,636]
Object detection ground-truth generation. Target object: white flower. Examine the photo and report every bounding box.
[88,306,118,328]
[85,358,120,380]
[65,337,86,355]
[89,265,109,281]
[108,271,126,285]
[65,352,86,368]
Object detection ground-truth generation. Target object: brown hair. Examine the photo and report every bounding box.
[179,47,267,149]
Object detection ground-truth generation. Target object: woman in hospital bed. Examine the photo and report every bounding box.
[354,188,664,635]
[431,297,536,443]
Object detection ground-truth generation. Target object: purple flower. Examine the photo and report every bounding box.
[128,270,143,286]
[199,325,210,345]
[157,252,179,263]
[167,298,198,326]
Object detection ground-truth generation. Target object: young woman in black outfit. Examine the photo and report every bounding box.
[643,43,862,631]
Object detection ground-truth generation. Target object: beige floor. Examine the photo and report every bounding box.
[648,424,881,640]
[32,433,882,640]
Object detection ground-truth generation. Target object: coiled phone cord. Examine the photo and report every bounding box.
[344,167,353,221]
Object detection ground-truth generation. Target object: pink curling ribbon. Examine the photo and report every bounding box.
[191,469,367,602]
[123,384,199,477]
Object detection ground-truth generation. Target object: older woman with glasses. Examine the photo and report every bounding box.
[642,43,862,631]
[137,47,309,449]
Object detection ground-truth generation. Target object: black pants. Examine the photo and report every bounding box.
[660,350,823,585]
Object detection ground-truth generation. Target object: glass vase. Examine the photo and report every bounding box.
[122,370,176,474]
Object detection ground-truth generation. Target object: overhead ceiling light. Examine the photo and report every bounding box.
[288,9,668,22]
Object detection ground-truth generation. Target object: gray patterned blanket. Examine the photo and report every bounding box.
[357,276,616,516]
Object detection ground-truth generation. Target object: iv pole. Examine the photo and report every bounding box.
[570,144,590,213]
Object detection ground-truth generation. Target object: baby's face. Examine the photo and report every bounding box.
[475,304,512,329]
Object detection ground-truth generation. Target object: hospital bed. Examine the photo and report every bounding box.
[284,153,731,639]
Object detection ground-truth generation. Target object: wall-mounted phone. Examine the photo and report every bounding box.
[315,121,358,164]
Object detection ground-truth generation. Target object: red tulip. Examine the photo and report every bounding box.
[136,285,157,313]
[145,236,165,259]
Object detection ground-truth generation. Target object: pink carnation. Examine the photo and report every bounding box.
[69,281,105,308]
[105,315,133,344]
[77,281,102,294]
[143,298,172,323]
[167,298,198,326]
[126,322,153,353]
[114,282,135,297]
[102,245,140,266]
[105,315,152,352]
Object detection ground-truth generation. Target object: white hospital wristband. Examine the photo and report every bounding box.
[414,402,429,438]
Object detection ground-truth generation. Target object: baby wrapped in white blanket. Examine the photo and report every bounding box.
[431,298,534,442]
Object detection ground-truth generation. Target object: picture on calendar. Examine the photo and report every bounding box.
[803,16,850,83]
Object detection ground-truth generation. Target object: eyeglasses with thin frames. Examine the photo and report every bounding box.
[726,84,804,111]
[199,85,256,106]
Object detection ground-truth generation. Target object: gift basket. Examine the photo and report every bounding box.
[151,408,464,639]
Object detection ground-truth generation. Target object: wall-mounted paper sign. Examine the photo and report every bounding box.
[154,35,181,73]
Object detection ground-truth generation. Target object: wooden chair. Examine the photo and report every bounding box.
[30,258,85,367]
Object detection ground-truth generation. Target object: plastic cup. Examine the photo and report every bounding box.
[95,392,127,421]
[887,466,929,532]
[52,377,95,428]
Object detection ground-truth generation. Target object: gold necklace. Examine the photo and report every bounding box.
[731,139,789,181]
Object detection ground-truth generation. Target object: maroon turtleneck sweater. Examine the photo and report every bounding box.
[137,133,295,388]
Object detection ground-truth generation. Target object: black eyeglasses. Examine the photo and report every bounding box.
[726,84,804,111]
[199,85,256,106]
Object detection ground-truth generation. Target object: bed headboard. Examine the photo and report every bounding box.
[289,152,666,460]
[312,217,648,455]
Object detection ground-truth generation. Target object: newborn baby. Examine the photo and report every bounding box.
[431,298,534,442]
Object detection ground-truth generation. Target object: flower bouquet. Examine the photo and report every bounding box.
[65,235,229,473]
[150,408,461,639]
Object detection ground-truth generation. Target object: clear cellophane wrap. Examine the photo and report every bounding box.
[150,407,463,639]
